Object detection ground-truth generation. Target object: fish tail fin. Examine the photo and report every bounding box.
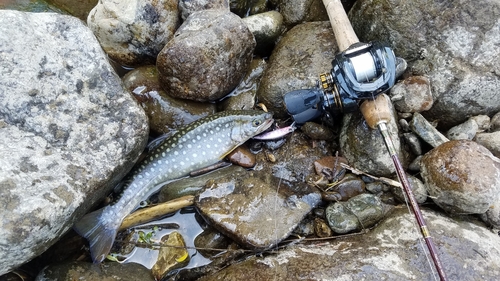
[73,208,117,263]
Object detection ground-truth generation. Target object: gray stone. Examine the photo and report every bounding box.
[0,11,148,275]
[491,112,500,132]
[389,76,433,113]
[391,174,428,204]
[325,193,391,234]
[403,132,422,156]
[420,140,500,214]
[198,208,500,281]
[410,112,449,147]
[87,0,179,66]
[340,99,407,176]
[195,170,322,249]
[350,0,500,129]
[446,118,479,140]
[157,9,255,102]
[275,0,329,27]
[475,131,500,158]
[179,0,229,20]
[242,11,284,52]
[257,21,338,118]
[470,115,491,132]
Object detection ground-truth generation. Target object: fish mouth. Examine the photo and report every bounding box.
[260,117,274,134]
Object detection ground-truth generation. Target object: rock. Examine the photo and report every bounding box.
[227,146,256,168]
[274,0,329,27]
[391,174,428,204]
[420,140,500,214]
[313,155,347,180]
[313,217,332,238]
[491,112,500,132]
[340,101,407,176]
[242,11,284,54]
[350,0,500,129]
[481,200,500,228]
[257,21,337,118]
[46,0,98,20]
[195,169,322,249]
[403,132,423,155]
[0,0,66,14]
[475,132,500,158]
[122,65,216,135]
[389,76,433,113]
[322,173,365,202]
[194,227,231,258]
[152,231,190,280]
[179,0,229,20]
[410,112,449,147]
[325,193,391,234]
[35,261,154,281]
[446,118,479,140]
[87,0,179,66]
[408,155,423,172]
[470,115,491,132]
[0,11,148,275]
[197,208,500,281]
[157,9,255,102]
[300,122,334,140]
[219,58,266,111]
[365,181,386,195]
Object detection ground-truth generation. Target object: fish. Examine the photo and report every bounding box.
[73,110,274,263]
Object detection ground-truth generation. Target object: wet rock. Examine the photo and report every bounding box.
[389,76,433,113]
[391,174,428,204]
[313,155,347,180]
[220,58,266,111]
[475,132,500,158]
[403,132,422,155]
[340,104,407,176]
[123,65,216,135]
[257,21,337,118]
[87,0,179,66]
[242,11,283,54]
[408,155,423,172]
[0,0,66,13]
[158,166,247,202]
[365,181,386,195]
[194,227,231,258]
[0,10,148,275]
[274,0,329,27]
[313,217,332,238]
[157,9,255,102]
[420,140,500,214]
[227,146,256,168]
[446,118,479,140]
[198,208,500,281]
[152,231,190,280]
[322,174,365,202]
[300,122,335,140]
[410,112,449,147]
[195,169,322,249]
[293,217,316,237]
[490,112,500,132]
[350,0,500,129]
[179,0,229,20]
[35,261,154,281]
[325,193,391,234]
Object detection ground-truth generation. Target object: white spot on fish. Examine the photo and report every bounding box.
[174,151,179,156]
[196,135,201,140]
[207,144,211,148]
[187,144,192,148]
[193,153,198,158]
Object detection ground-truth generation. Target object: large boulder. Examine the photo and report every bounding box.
[0,11,148,274]
[350,0,500,129]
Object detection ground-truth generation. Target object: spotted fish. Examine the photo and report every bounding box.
[74,110,274,263]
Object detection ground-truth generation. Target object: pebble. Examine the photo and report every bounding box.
[403,132,423,155]
[470,115,491,132]
[420,140,500,214]
[178,0,229,20]
[325,193,391,234]
[300,122,335,140]
[446,118,478,140]
[389,76,433,113]
[323,174,366,202]
[242,11,284,53]
[227,146,257,168]
[313,217,332,238]
[474,132,500,158]
[410,112,449,147]
[152,231,189,280]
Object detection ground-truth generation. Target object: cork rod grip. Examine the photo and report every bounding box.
[322,0,359,51]
[359,94,393,129]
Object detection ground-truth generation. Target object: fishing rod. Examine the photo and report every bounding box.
[282,0,448,280]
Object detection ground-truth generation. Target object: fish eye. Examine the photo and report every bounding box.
[253,119,262,127]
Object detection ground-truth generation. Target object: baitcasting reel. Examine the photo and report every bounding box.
[283,41,396,124]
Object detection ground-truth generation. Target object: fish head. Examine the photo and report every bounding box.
[230,111,274,144]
